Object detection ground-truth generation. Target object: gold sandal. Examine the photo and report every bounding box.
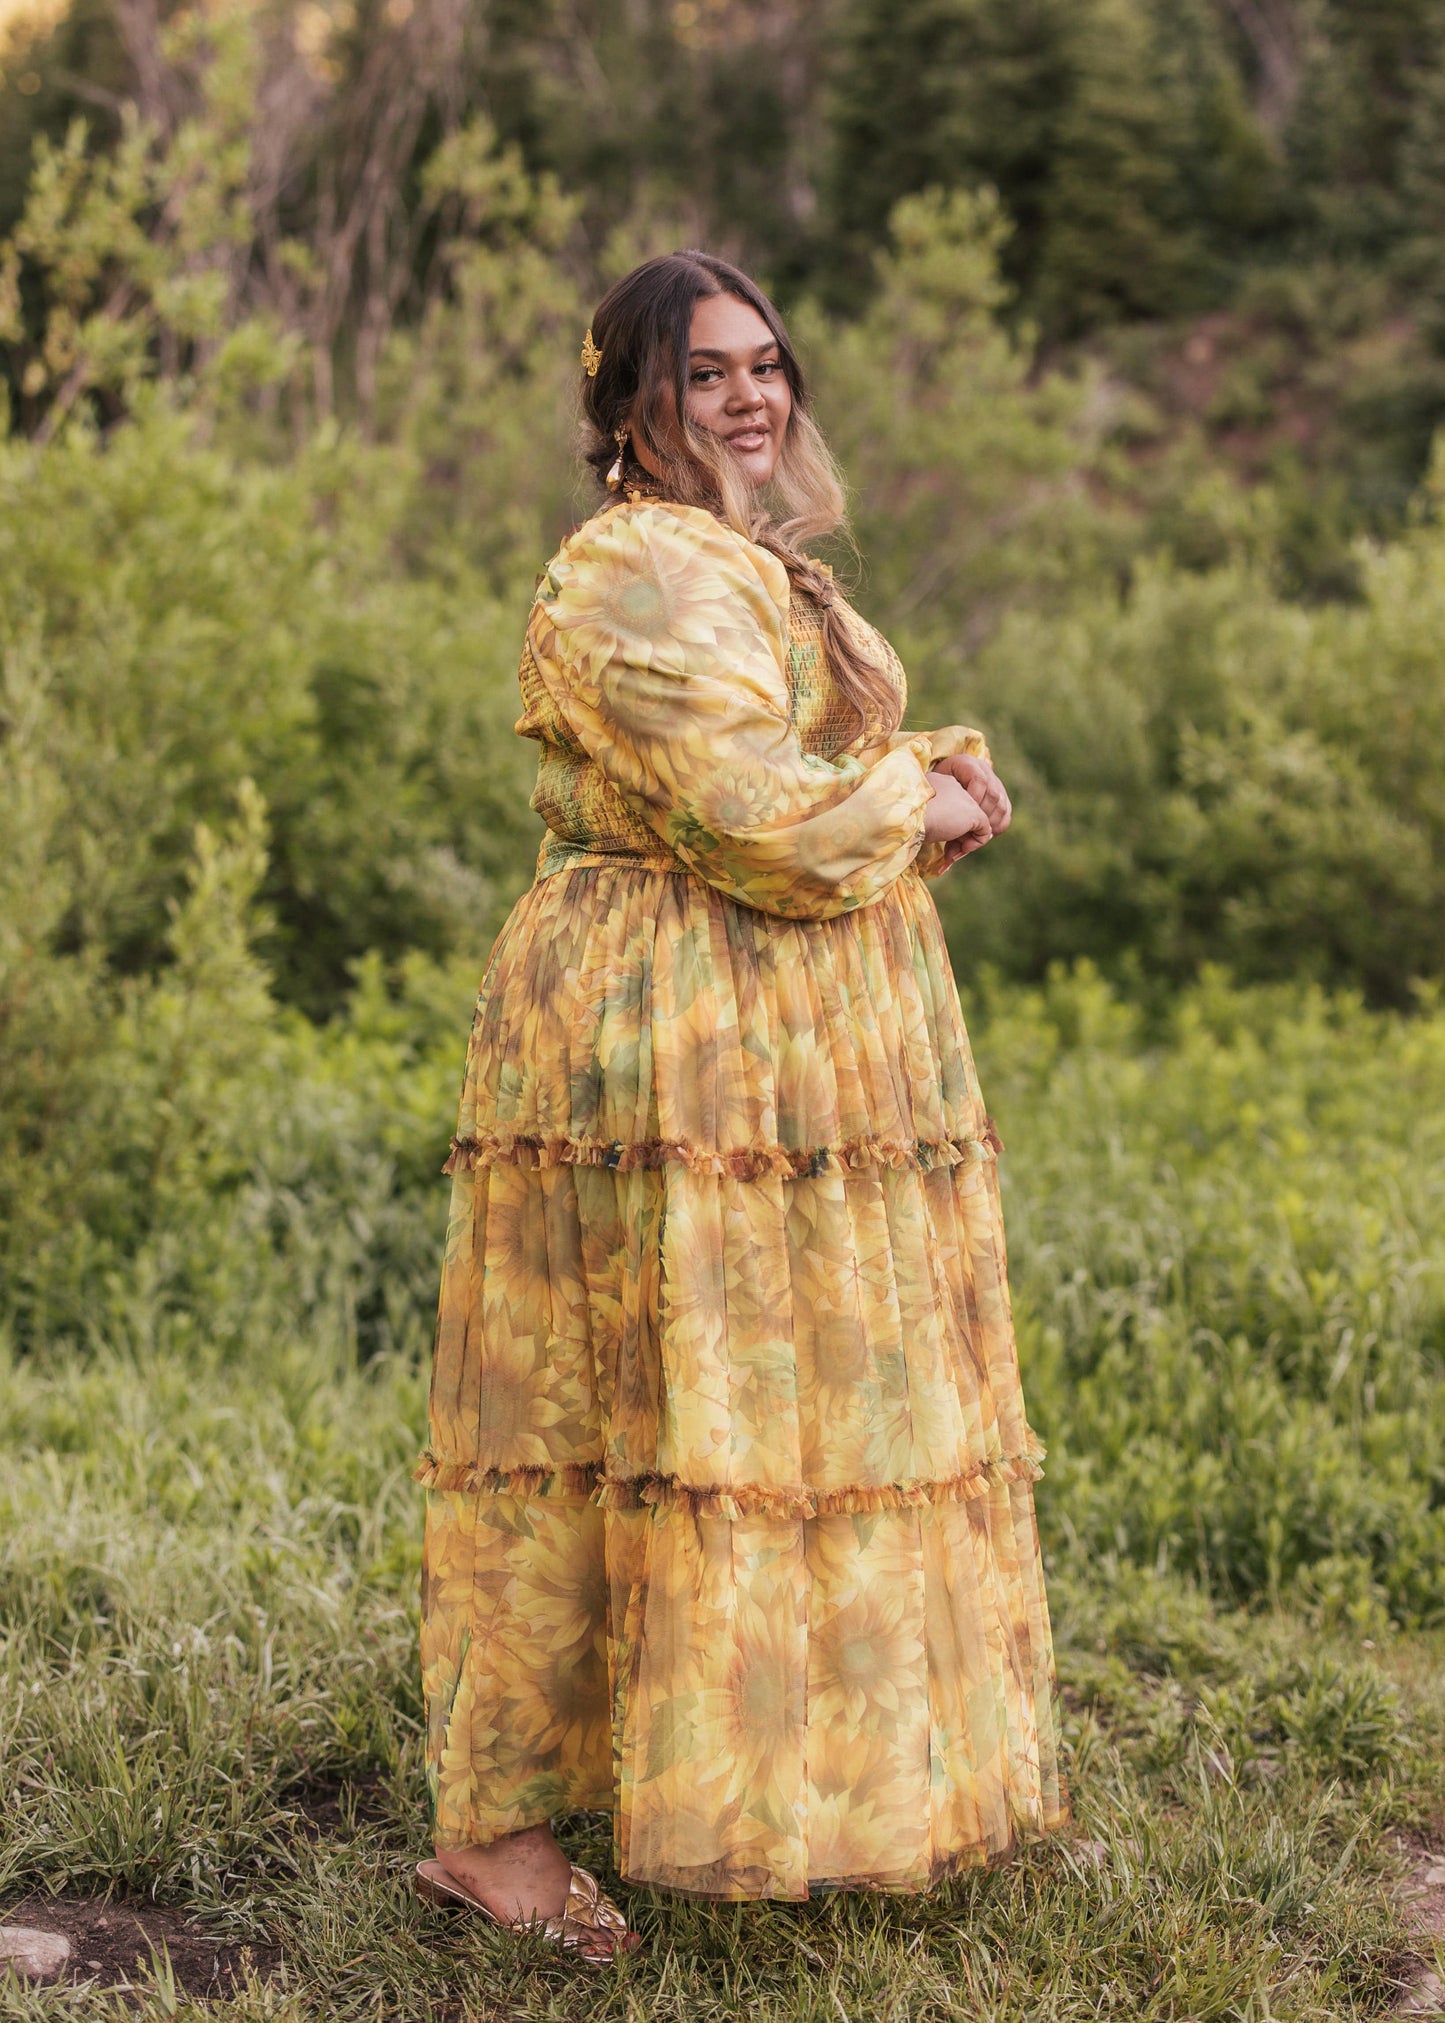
[414,1857,641,1965]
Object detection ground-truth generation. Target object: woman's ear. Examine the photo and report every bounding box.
[628,406,669,482]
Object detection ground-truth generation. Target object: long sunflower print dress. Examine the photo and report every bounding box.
[417,497,1066,1900]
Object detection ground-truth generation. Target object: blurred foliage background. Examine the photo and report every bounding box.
[3,0,1445,1626]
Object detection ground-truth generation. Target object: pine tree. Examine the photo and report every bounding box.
[1397,6,1445,345]
[824,0,1076,306]
[825,0,1275,332]
[1031,0,1193,333]
[1286,0,1445,256]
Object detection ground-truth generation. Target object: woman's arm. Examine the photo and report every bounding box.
[531,501,971,919]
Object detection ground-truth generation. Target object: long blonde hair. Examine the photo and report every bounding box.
[579,251,902,743]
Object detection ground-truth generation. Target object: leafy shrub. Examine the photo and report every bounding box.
[0,769,471,1358]
[975,966,1445,1619]
[1268,1659,1402,1774]
[1057,1567,1406,1782]
[919,527,1445,1004]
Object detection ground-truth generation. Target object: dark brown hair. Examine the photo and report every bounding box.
[580,250,901,743]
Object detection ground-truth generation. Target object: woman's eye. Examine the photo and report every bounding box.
[688,361,782,385]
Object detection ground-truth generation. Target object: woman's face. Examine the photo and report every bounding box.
[635,291,793,489]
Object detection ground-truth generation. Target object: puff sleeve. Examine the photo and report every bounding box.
[529,501,941,920]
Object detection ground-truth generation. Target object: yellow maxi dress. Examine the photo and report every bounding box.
[417,497,1066,1900]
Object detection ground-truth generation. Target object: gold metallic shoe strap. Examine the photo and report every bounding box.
[549,1864,634,1949]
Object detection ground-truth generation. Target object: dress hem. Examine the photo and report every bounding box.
[429,1800,1074,1901]
[442,1122,1004,1179]
[618,1806,1074,1900]
[413,1448,1046,1516]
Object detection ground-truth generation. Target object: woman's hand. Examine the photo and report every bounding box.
[929,753,1011,836]
[922,772,993,859]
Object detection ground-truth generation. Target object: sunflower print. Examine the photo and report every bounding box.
[418,497,1067,1898]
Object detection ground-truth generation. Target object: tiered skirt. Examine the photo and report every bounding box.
[417,859,1066,1898]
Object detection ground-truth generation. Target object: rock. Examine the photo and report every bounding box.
[0,1926,71,1981]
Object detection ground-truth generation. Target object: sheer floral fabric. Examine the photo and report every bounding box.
[417,499,1066,1899]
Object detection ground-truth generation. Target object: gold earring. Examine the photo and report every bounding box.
[606,424,628,489]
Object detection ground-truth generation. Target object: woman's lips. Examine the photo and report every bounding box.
[728,425,768,449]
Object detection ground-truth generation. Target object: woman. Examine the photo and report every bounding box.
[413,252,1066,1961]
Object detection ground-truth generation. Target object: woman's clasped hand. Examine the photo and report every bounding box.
[922,753,1013,867]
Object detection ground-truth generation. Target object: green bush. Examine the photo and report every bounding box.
[0,762,473,1357]
[0,409,543,1019]
[922,528,1445,1002]
[976,966,1445,1618]
[1269,1659,1403,1774]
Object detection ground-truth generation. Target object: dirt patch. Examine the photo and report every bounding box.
[283,1771,391,1841]
[0,1895,282,2001]
[1393,1839,1445,2017]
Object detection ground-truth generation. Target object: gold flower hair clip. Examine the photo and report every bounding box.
[580,328,602,377]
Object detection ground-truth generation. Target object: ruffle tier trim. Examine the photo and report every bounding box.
[413,1445,1045,1518]
[442,1121,1004,1180]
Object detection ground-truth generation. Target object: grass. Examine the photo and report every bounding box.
[2,967,1445,2018]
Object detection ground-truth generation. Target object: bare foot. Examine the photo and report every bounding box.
[436,1823,573,1925]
